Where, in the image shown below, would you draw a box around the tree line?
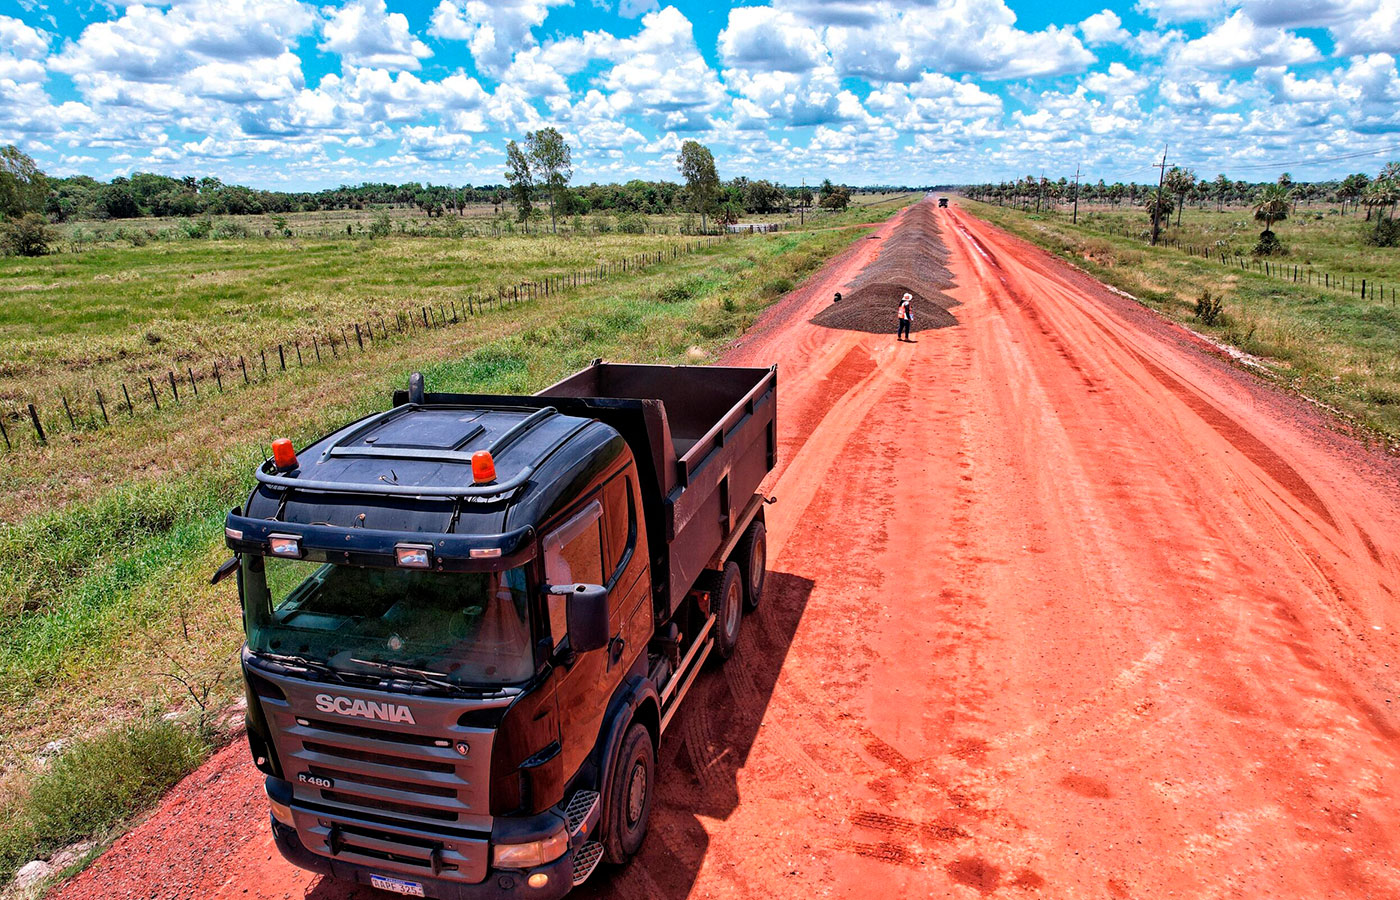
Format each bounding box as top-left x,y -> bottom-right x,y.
499,131 -> 854,233
963,161 -> 1400,252
0,140 -> 873,256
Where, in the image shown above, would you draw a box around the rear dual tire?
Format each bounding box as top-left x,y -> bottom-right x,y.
735,518 -> 767,611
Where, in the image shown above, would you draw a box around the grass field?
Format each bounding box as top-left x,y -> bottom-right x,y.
0,230 -> 719,418
1069,202 -> 1400,287
45,191 -> 915,243
0,193 -> 913,884
961,198 -> 1400,442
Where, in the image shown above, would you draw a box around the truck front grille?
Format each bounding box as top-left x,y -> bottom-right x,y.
279,715 -> 483,827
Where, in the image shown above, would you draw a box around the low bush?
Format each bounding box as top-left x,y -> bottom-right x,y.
1362,218 -> 1400,248
1252,230 -> 1286,256
211,221 -> 249,240
180,217 -> 213,239
1194,289 -> 1225,326
656,276 -> 705,304
615,212 -> 646,234
760,276 -> 794,297
0,213 -> 58,257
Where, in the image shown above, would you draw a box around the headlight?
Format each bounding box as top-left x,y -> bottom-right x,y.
268,797 -> 295,827
492,826 -> 568,868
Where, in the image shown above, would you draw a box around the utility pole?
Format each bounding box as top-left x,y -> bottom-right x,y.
1071,164 -> 1082,225
800,177 -> 805,226
1151,145 -> 1168,246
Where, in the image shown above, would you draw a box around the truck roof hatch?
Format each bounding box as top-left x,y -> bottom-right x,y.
256,404 -> 588,500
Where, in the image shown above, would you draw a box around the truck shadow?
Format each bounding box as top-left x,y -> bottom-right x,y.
302,571 -> 814,900
575,570 -> 815,899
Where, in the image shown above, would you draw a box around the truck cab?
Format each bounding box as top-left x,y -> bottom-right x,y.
222,362 -> 775,899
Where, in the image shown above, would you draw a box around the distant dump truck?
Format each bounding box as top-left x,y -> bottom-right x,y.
218,361 -> 775,899
938,197 -> 949,207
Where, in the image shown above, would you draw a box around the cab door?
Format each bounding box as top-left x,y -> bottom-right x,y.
542,498 -> 610,781
541,465 -> 649,782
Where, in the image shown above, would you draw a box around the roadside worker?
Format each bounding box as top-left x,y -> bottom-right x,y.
897,292 -> 913,342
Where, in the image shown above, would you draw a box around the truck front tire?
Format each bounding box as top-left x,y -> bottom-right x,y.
602,722 -> 655,865
736,518 -> 766,610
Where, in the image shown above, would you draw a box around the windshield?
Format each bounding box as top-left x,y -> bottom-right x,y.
242,555 -> 535,687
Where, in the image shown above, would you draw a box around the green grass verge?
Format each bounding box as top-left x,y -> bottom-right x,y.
0,716 -> 209,884
962,199 -> 1400,442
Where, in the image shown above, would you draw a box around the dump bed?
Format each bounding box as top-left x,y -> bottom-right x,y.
539,362 -> 776,616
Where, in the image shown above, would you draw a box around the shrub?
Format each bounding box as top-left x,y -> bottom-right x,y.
1252,229 -> 1286,256
368,211 -> 392,239
180,216 -> 212,239
761,276 -> 794,297
0,213 -> 58,257
1194,290 -> 1225,326
615,212 -> 646,234
1362,218 -> 1400,248
656,277 -> 704,304
211,221 -> 249,240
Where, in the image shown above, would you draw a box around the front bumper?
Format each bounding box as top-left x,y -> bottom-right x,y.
271,819 -> 579,900
265,776 -> 604,900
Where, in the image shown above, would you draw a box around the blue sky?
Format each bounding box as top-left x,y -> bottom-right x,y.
1,0 -> 1397,189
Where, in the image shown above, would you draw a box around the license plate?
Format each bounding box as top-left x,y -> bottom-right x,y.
369,875 -> 425,896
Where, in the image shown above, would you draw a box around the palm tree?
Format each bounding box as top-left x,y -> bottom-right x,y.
1253,183 -> 1290,233
1213,174 -> 1231,211
1143,188 -> 1174,239
1163,167 -> 1196,227
1363,179 -> 1398,235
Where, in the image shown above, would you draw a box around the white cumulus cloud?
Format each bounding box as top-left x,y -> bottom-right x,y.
320,0 -> 432,71
1174,11 -> 1320,70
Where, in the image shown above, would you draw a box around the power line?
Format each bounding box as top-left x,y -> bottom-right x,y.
1176,143 -> 1400,173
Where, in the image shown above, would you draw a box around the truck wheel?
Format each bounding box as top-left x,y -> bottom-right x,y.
602,722 -> 655,865
735,518 -> 767,610
706,561 -> 744,661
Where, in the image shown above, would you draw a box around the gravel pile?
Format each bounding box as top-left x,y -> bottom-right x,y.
811,200 -> 958,335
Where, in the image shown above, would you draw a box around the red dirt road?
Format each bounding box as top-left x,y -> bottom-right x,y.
55,200 -> 1400,899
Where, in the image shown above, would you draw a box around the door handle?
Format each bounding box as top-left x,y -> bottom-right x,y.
608,635 -> 625,665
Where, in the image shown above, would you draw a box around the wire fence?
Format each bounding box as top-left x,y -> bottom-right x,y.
0,236 -> 734,453
1076,218 -> 1398,306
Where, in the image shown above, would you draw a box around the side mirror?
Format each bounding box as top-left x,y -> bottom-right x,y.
549,584 -> 610,654
211,556 -> 239,586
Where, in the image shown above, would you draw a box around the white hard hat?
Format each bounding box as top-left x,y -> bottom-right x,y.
902,293 -> 912,301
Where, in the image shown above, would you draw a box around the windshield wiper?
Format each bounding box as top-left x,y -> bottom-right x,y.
255,651 -> 350,683
349,658 -> 457,690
